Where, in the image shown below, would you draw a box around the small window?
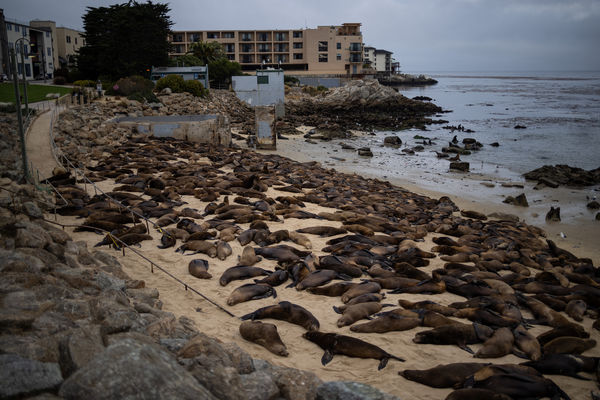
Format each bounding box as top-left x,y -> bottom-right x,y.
318,41 -> 328,52
336,53 -> 341,61
75,38 -> 78,45
22,28 -> 27,35
223,32 -> 235,39
293,31 -> 302,38
293,42 -> 302,49
257,75 -> 269,84
47,47 -> 51,56
15,25 -> 20,32
319,54 -> 328,63
66,36 -> 71,43
293,53 -> 303,60
206,32 -> 218,39
336,42 -> 341,50
7,23 -> 12,31
46,32 -> 50,37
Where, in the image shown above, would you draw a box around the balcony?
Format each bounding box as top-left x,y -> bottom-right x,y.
257,45 -> 271,53
349,43 -> 362,52
349,54 -> 362,63
240,45 -> 253,53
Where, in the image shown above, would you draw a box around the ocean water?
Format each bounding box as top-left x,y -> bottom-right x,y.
394,71 -> 600,175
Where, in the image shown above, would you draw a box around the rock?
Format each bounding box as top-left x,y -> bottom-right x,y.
383,136 -> 402,146
449,162 -> 469,172
587,200 -> 600,210
0,353 -> 63,398
523,164 -> 600,187
596,212 -> 600,221
185,361 -> 242,400
538,177 -> 559,188
15,221 -> 52,248
546,206 -> 561,222
462,138 -> 476,144
490,142 -> 500,147
160,88 -> 172,95
357,147 -> 373,157
0,249 -> 46,273
59,338 -> 215,399
504,193 -> 529,207
59,324 -> 105,377
254,359 -> 322,400
221,342 -> 255,374
23,201 -> 43,219
316,381 -> 400,400
487,212 -> 520,222
514,125 -> 527,129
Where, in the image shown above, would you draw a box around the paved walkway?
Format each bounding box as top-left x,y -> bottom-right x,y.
25,104 -> 60,181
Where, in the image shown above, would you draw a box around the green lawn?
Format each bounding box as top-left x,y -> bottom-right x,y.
0,82 -> 71,104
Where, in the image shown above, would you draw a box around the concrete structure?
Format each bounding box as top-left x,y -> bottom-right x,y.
112,115 -> 231,147
150,66 -> 209,89
363,46 -> 394,73
254,106 -> 276,149
29,20 -> 85,70
169,23 -> 363,75
232,69 -> 284,110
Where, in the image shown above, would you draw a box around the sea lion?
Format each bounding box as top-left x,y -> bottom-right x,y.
216,240 -> 233,261
421,310 -> 464,328
454,308 -> 519,329
316,260 -> 363,278
238,246 -> 262,266
296,226 -> 347,237
369,276 -> 420,290
350,314 -> 421,333
389,273 -> 446,295
93,223 -> 148,248
186,230 -> 217,241
241,301 -> 320,331
475,327 -> 514,358
296,270 -> 345,291
265,229 -> 289,245
111,233 -> 153,248
254,270 -> 288,287
467,371 -> 570,400
307,281 -> 357,297
219,266 -> 270,286
413,323 -> 494,354
157,232 -> 176,249
288,231 -> 312,249
176,240 -> 217,257
156,213 -> 179,227
536,325 -> 590,346
522,353 -> 598,380
543,336 -> 596,355
341,281 -> 381,303
565,299 -> 587,322
239,321 -> 288,357
302,331 -> 404,370
237,229 -> 257,246
227,283 -> 276,306
343,293 -> 385,307
188,259 -> 211,279
398,299 -> 458,317
254,246 -> 301,263
333,302 -> 383,327
400,362 -> 490,388
445,388 -> 512,400
513,324 -> 542,361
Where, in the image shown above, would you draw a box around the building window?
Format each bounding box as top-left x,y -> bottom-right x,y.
319,54 -> 328,62
349,42 -> 361,51
227,54 -> 235,61
75,38 -> 78,45
241,55 -> 253,63
274,44 -> 287,52
23,28 -> 27,35
7,23 -> 12,31
46,32 -> 50,37
318,41 -> 328,52
274,33 -> 286,41
336,42 -> 341,50
172,34 -> 183,42
241,44 -> 253,52
337,53 -> 342,61
15,25 -> 20,32
293,31 -> 302,38
241,33 -> 252,41
258,44 -> 270,52
23,45 -> 28,54
190,33 -> 201,42
47,47 -> 52,56
293,42 -> 302,49
66,35 -> 71,43
225,44 -> 235,53
8,42 -> 14,50
260,55 -> 270,63
257,33 -> 269,42
206,32 -> 218,39
293,53 -> 303,60
25,64 -> 31,77
276,55 -> 287,63
257,75 -> 269,84
223,32 -> 235,39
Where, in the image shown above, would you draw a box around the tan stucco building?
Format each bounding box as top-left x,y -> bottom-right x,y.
169,23 -> 363,75
29,20 -> 84,70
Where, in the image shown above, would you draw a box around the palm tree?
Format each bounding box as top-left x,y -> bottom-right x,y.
187,41 -> 225,65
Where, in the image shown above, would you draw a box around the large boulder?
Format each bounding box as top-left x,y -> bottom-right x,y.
316,381 -> 400,400
59,338 -> 215,399
0,353 -> 63,398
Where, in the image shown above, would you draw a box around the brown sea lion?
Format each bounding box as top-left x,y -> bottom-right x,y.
186,230 -> 217,241
216,240 -> 233,261
398,299 -> 458,317
341,281 -> 381,304
400,362 -> 490,388
237,229 -> 257,246
444,388 -> 512,400
307,281 -> 357,297
188,259 -> 211,279
513,324 -> 542,361
343,293 -> 386,307
239,321 -> 288,357
157,232 -> 176,249
421,310 -> 464,328
254,246 -> 301,263
238,246 -> 262,266
454,308 -> 519,329
475,327 -> 514,358
303,331 -> 404,370
350,314 -> 421,333
254,270 -> 288,287
468,371 -> 570,400
536,325 -> 590,346
413,323 -> 494,354
156,213 -> 179,227
543,336 -> 596,355
219,265 -> 270,286
565,299 -> 587,322
296,270 -> 343,291
296,226 -> 347,237
288,231 -> 312,249
521,353 -> 598,380
176,240 -> 217,257
369,276 -> 420,290
241,301 -> 320,331
334,302 -> 383,327
227,283 -> 276,306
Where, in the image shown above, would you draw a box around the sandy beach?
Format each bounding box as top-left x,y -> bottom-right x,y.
55,147 -> 600,400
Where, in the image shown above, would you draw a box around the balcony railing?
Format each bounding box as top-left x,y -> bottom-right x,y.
349,43 -> 362,52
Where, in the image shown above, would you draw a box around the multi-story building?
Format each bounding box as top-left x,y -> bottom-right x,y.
30,20 -> 85,70
363,46 -> 394,73
1,14 -> 53,80
169,23 -> 363,75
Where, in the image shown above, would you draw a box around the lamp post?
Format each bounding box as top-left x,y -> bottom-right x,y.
15,37 -> 31,116
9,48 -> 29,182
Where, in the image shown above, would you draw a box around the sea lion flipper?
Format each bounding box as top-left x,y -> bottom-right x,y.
570,373 -> 592,381
378,357 -> 389,370
332,306 -> 342,315
272,287 -> 277,299
321,350 -> 334,366
511,347 -> 529,360
458,343 -> 474,354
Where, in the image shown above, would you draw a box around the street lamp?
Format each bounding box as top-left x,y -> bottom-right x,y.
15,37 -> 32,117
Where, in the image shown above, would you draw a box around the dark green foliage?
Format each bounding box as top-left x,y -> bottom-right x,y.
53,76 -> 66,85
112,75 -> 156,102
284,75 -> 299,85
155,75 -> 185,92
73,80 -> 97,87
168,54 -> 203,67
188,41 -> 225,65
182,80 -> 207,97
208,58 -> 242,87
78,1 -> 172,80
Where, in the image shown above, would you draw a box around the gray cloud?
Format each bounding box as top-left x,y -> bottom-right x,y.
4,0 -> 599,71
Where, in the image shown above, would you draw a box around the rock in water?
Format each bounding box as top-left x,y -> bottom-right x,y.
546,206 -> 561,222
450,162 -> 470,172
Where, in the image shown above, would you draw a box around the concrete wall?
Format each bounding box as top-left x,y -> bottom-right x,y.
112,115 -> 231,147
255,106 -> 276,149
232,70 -> 284,112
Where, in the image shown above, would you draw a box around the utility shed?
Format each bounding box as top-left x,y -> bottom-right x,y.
150,66 -> 209,89
232,69 -> 285,116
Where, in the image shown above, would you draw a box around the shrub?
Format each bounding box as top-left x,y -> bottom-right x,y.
284,75 -> 299,85
183,79 -> 207,97
53,76 -> 66,85
113,75 -> 153,96
155,74 -> 185,93
73,80 -> 96,87
302,85 -> 329,96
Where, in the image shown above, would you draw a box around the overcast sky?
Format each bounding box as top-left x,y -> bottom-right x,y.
4,0 -> 600,72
